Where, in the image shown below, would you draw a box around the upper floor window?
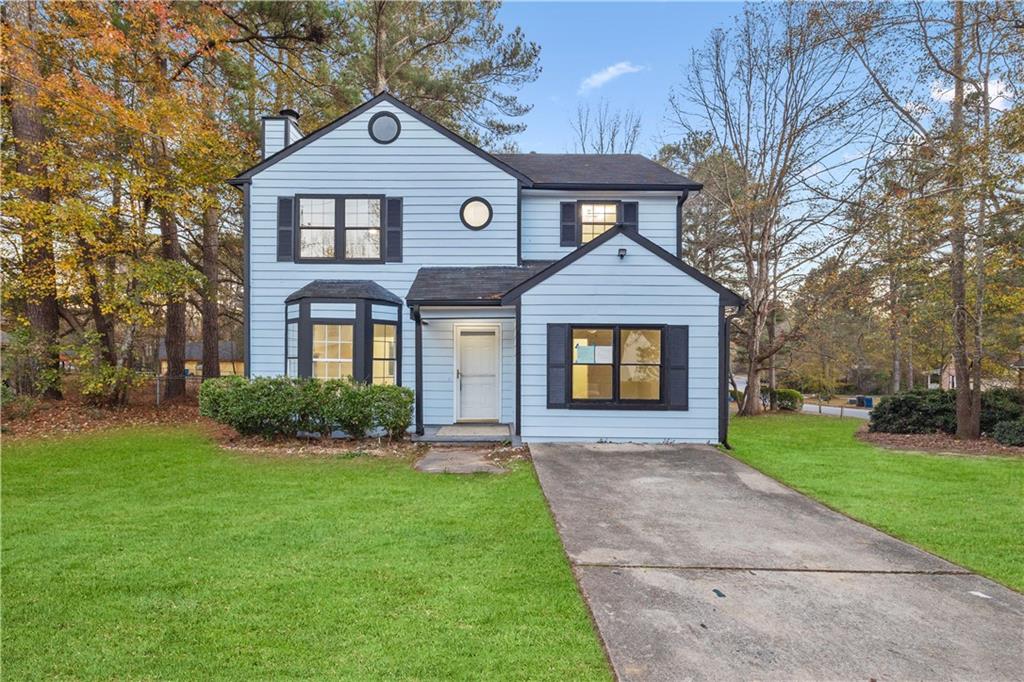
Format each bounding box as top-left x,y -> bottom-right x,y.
345,198 -> 382,260
580,202 -> 619,243
299,198 -> 336,259
460,197 -> 492,230
294,196 -> 383,263
368,111 -> 401,144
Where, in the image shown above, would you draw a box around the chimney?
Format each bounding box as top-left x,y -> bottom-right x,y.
261,109 -> 303,159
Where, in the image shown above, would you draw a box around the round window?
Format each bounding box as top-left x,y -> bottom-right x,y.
460,197 -> 493,230
368,112 -> 401,144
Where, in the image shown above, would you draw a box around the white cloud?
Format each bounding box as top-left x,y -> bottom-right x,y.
930,79 -> 1014,111
578,61 -> 644,94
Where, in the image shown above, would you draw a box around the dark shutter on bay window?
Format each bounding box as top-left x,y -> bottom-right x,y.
559,202 -> 577,247
277,197 -> 294,261
385,197 -> 403,262
621,201 -> 639,232
546,324 -> 569,408
666,325 -> 689,410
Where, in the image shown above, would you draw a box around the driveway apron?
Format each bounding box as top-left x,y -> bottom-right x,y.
530,443 -> 1024,681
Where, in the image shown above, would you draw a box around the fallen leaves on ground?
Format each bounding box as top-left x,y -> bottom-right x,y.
857,427 -> 1023,458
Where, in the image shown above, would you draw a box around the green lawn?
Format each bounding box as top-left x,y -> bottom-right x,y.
729,414 -> 1024,591
2,429 -> 609,680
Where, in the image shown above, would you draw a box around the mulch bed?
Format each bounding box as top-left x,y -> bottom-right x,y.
2,400 -> 207,441
856,426 -> 1023,458
3,399 -> 531,465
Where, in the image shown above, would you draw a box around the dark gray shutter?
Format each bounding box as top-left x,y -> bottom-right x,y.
559,202 -> 577,247
546,324 -> 569,408
277,197 -> 294,261
621,201 -> 639,232
385,197 -> 403,262
666,325 -> 689,410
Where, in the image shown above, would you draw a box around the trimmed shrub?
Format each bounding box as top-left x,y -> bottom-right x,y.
772,388 -> 803,411
992,419 -> 1024,447
869,390 -> 956,434
372,384 -> 415,440
980,388 -> 1024,433
326,381 -> 375,439
198,376 -> 247,423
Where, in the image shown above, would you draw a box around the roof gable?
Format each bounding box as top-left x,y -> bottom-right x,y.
230,92 -> 530,183
501,225 -> 744,306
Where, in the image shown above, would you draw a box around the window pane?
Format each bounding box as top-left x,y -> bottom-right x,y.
373,360 -> 396,385
286,322 -> 298,358
620,329 -> 661,365
572,365 -> 613,400
299,198 -> 334,227
314,359 -> 353,380
580,202 -> 618,243
573,328 -> 613,364
286,358 -> 298,377
462,200 -> 491,228
620,365 -> 660,400
345,198 -> 381,227
313,324 -> 353,361
373,323 -> 396,359
345,229 -> 380,259
300,228 -> 334,258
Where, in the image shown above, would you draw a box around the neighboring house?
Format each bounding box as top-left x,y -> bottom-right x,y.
928,358 -> 1016,391
159,340 -> 244,377
227,93 -> 744,443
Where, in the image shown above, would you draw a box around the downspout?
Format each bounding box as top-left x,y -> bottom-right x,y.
720,303 -> 745,449
411,305 -> 424,435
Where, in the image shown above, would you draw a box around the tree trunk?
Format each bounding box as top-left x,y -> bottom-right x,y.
767,309 -> 777,410
372,1 -> 388,93
949,0 -> 979,439
201,201 -> 221,380
160,207 -> 187,399
5,0 -> 61,399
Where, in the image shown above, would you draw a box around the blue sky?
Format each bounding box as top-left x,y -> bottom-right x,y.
496,2 -> 741,155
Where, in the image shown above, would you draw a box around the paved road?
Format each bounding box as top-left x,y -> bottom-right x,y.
531,443 -> 1024,681
801,403 -> 871,419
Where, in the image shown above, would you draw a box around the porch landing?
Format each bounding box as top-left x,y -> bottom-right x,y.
414,423 -> 519,445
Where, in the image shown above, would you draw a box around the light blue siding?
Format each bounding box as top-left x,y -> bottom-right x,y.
246,100 -> 520,417
262,119 -> 286,158
520,190 -> 679,261
371,305 -> 399,321
519,232 -> 720,443
419,308 -> 515,425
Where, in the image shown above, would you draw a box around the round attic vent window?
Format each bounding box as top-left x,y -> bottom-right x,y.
368,111 -> 400,144
460,197 -> 493,230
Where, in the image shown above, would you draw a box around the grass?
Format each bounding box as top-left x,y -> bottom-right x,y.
2,429 -> 609,680
728,413 -> 1024,591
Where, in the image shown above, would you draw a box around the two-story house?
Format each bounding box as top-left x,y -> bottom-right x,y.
228,93 -> 744,444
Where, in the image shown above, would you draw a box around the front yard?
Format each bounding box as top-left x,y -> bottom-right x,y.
1,428 -> 609,680
729,414 -> 1024,591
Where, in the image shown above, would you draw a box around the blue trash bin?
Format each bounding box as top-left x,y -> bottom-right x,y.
863,397 -> 873,409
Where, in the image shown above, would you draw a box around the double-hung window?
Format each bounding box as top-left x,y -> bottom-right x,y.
294,196 -> 383,262
571,326 -> 663,405
298,198 -> 336,259
344,198 -> 382,260
372,323 -> 397,385
579,202 -> 619,243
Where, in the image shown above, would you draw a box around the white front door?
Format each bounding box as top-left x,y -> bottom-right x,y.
455,326 -> 500,422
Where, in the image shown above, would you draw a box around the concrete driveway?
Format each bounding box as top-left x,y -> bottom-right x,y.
531,443 -> 1024,681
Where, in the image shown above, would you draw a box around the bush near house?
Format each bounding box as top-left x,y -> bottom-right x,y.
869,388 -> 1024,435
199,377 -> 414,440
992,419 -> 1024,447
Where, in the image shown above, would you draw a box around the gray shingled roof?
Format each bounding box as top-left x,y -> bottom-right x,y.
285,280 -> 402,304
407,263 -> 553,304
496,153 -> 701,189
